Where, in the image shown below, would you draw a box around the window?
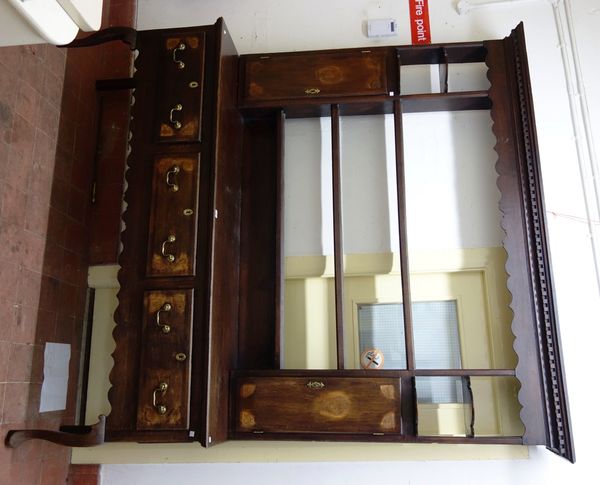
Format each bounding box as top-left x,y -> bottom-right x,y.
358,301 -> 463,402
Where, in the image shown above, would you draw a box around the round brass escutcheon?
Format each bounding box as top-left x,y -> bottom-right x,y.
304,87 -> 321,95
189,81 -> 199,88
158,404 -> 167,415
183,208 -> 194,216
175,352 -> 187,362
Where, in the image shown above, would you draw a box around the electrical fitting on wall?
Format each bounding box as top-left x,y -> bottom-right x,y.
367,18 -> 398,37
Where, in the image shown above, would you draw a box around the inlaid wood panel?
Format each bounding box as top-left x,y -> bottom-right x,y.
242,50 -> 388,103
235,376 -> 401,434
155,33 -> 205,142
146,155 -> 200,277
137,290 -> 193,430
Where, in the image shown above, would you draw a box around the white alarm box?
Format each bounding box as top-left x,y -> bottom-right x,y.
367,18 -> 398,38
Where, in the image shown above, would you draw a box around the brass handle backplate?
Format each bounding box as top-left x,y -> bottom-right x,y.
152,382 -> 168,414
161,234 -> 176,263
169,104 -> 183,129
156,302 -> 172,334
304,88 -> 321,95
306,381 -> 325,390
172,43 -> 186,69
166,165 -> 180,192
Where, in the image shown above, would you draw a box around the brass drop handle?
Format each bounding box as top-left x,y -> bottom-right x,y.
153,382 -> 168,415
156,302 -> 172,334
161,234 -> 176,263
304,88 -> 321,95
306,381 -> 325,390
166,165 -> 180,192
172,43 -> 186,69
169,104 -> 183,129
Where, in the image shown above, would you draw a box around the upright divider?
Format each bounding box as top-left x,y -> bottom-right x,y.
393,100 -> 415,371
394,98 -> 417,436
331,104 -> 345,369
275,109 -> 285,368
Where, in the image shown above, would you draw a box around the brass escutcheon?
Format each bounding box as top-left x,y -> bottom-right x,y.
189,81 -> 199,88
175,352 -> 187,362
183,208 -> 194,216
306,381 -> 325,390
304,88 -> 321,95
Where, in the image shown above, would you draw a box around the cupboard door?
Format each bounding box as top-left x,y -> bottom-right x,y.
155,33 -> 205,142
147,155 -> 200,277
242,50 -> 388,103
137,290 -> 193,430
235,376 -> 401,434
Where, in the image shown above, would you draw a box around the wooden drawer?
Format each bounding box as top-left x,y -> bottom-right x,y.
146,155 -> 200,277
242,50 -> 388,103
137,290 -> 193,430
235,376 -> 401,435
154,33 -> 205,142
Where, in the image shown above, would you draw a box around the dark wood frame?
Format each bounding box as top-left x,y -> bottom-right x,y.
487,26 -> 573,460
6,21 -> 573,463
233,23 -> 573,461
107,19 -> 244,446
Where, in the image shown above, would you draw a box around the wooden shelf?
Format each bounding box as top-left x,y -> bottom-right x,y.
240,91 -> 491,118
396,42 -> 486,64
230,431 -> 523,445
233,368 -> 516,378
400,90 -> 491,113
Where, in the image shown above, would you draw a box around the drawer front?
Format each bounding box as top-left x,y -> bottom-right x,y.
235,376 -> 401,434
137,290 -> 193,430
147,155 -> 200,277
155,33 -> 205,142
243,50 -> 388,103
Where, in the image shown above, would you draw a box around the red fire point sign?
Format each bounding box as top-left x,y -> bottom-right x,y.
409,0 -> 431,44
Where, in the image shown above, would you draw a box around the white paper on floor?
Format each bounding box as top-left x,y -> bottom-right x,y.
39,342 -> 71,412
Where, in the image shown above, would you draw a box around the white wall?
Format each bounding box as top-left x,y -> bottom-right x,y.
94,1 -> 600,483
403,110 -> 503,251
285,109 -> 503,256
100,449 -> 580,485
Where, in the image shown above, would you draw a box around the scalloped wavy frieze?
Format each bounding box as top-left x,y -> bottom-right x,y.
486,24 -> 573,462
108,42 -> 141,431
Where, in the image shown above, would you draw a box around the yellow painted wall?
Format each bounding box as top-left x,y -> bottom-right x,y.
73,440 -> 526,464
74,255 -> 526,464
283,248 -> 523,437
